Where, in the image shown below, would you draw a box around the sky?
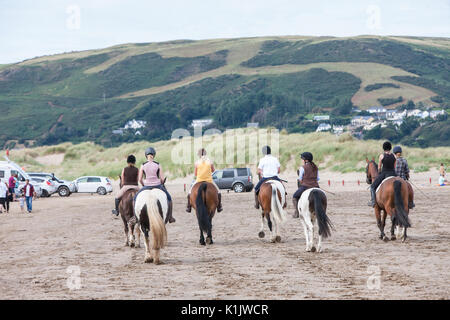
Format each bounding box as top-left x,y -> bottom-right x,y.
1,0 -> 449,64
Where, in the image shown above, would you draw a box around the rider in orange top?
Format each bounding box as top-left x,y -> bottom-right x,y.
186,148 -> 223,213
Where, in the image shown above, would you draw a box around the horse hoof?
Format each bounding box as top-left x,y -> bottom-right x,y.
391,236 -> 396,241
125,242 -> 129,247
271,238 -> 276,243
135,244 -> 141,248
130,243 -> 135,248
275,236 -> 281,243
144,257 -> 153,263
317,247 -> 323,253
383,236 -> 389,242
401,237 -> 407,243
311,246 -> 316,252
206,237 -> 213,245
154,260 -> 161,265
258,231 -> 265,238
199,240 -> 206,246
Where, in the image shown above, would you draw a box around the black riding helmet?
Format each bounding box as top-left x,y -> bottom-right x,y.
393,146 -> 402,154
262,145 -> 271,155
383,141 -> 392,151
301,152 -> 313,162
145,147 -> 156,157
127,154 -> 136,164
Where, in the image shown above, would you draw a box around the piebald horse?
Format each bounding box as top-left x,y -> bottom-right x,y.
366,158 -> 412,242
257,180 -> 287,243
297,188 -> 333,252
189,182 -> 219,245
134,189 -> 168,264
118,176 -> 139,247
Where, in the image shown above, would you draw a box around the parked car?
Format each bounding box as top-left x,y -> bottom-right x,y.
28,172 -> 77,197
73,176 -> 113,195
212,168 -> 253,193
29,177 -> 58,197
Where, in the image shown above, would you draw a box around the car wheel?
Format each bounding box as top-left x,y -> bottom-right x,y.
41,190 -> 49,198
97,187 -> 107,195
233,183 -> 244,193
58,186 -> 70,197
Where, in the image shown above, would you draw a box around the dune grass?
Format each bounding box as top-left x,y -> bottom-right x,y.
9,131 -> 450,181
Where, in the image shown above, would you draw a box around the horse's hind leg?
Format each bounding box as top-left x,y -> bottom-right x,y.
199,228 -> 205,246
301,219 -> 310,252
381,209 -> 389,242
310,219 -> 316,252
258,213 -> 265,238
401,227 -> 407,242
206,216 -> 213,245
153,249 -> 161,265
135,223 -> 141,248
123,222 -> 129,246
390,216 -> 397,241
141,225 -> 153,263
128,222 -> 136,247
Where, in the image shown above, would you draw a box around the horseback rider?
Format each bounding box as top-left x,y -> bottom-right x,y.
112,154 -> 139,216
136,147 -> 175,223
254,145 -> 281,209
393,145 -> 415,209
368,141 -> 397,207
186,148 -> 223,213
292,152 -> 320,218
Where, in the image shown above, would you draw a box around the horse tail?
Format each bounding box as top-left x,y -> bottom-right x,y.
196,183 -> 211,233
311,189 -> 333,238
271,183 -> 287,225
393,180 -> 411,228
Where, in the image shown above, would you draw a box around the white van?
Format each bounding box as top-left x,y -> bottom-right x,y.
0,157 -> 42,197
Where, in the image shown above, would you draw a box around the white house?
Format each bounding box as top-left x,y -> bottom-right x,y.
430,110 -> 445,119
313,115 -> 330,121
332,125 -> 344,135
316,123 -> 331,132
191,119 -> 214,128
124,119 -> 147,130
112,129 -> 124,135
247,122 -> 259,128
351,116 -> 375,127
368,106 -> 387,114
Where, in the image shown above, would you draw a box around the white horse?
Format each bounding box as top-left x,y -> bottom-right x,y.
257,180 -> 288,243
297,188 -> 333,252
134,189 -> 168,264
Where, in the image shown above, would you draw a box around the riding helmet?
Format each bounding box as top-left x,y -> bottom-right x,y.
127,154 -> 136,164
301,152 -> 313,162
145,147 -> 156,157
262,145 -> 271,155
393,146 -> 402,154
382,141 -> 392,151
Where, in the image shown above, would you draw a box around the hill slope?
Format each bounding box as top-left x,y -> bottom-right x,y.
1,35 -> 449,148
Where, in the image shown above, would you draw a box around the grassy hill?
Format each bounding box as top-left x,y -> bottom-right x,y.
9,131 -> 450,181
1,35 -> 449,149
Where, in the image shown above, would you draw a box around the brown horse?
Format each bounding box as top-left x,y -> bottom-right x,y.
257,180 -> 287,243
366,159 -> 412,242
118,176 -> 140,247
189,182 -> 218,245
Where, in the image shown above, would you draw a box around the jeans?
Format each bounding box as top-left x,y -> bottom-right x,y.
25,196 -> 33,212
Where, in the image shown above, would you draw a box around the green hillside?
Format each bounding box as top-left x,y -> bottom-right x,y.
1,35 -> 449,149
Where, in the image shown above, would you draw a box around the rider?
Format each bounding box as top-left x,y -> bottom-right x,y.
368,141 -> 397,207
136,147 -> 175,223
254,145 -> 281,209
186,148 -> 223,213
393,145 -> 415,209
292,152 -> 320,218
112,155 -> 139,216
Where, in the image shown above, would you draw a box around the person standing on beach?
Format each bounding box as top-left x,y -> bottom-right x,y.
0,180 -> 9,213
8,174 -> 17,202
21,179 -> 36,213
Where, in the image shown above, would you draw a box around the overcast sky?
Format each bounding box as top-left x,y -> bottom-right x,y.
1,0 -> 449,64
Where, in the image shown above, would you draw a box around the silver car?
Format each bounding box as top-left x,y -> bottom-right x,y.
28,172 -> 77,197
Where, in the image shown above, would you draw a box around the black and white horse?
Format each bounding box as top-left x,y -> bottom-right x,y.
134,189 -> 168,264
297,188 -> 333,252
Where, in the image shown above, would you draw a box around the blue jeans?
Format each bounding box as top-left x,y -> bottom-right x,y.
134,185 -> 172,202
25,196 -> 33,212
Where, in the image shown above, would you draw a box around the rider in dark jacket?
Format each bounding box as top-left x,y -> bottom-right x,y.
368,141 -> 397,207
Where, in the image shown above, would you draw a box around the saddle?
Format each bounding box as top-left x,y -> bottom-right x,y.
376,176 -> 396,193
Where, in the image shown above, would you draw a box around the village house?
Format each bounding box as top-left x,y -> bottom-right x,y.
332,125 -> 344,135
313,115 -> 330,121
430,109 -> 445,119
191,119 -> 214,128
316,123 -> 332,132
351,116 -> 375,127
124,119 -> 147,130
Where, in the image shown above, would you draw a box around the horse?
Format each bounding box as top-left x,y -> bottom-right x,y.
257,180 -> 288,243
134,188 -> 168,264
118,176 -> 140,247
189,182 -> 218,245
297,188 -> 333,252
366,158 -> 412,242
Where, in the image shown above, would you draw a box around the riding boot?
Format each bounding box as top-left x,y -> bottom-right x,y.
167,201 -> 175,223
111,198 -> 120,216
368,188 -> 376,207
186,194 -> 192,213
292,198 -> 300,218
254,192 -> 260,209
408,201 -> 415,209
217,193 -> 223,212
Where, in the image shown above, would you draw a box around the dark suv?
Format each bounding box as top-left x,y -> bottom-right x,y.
212,168 -> 253,193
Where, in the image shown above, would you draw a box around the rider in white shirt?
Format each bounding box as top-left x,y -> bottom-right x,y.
254,145 -> 281,209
